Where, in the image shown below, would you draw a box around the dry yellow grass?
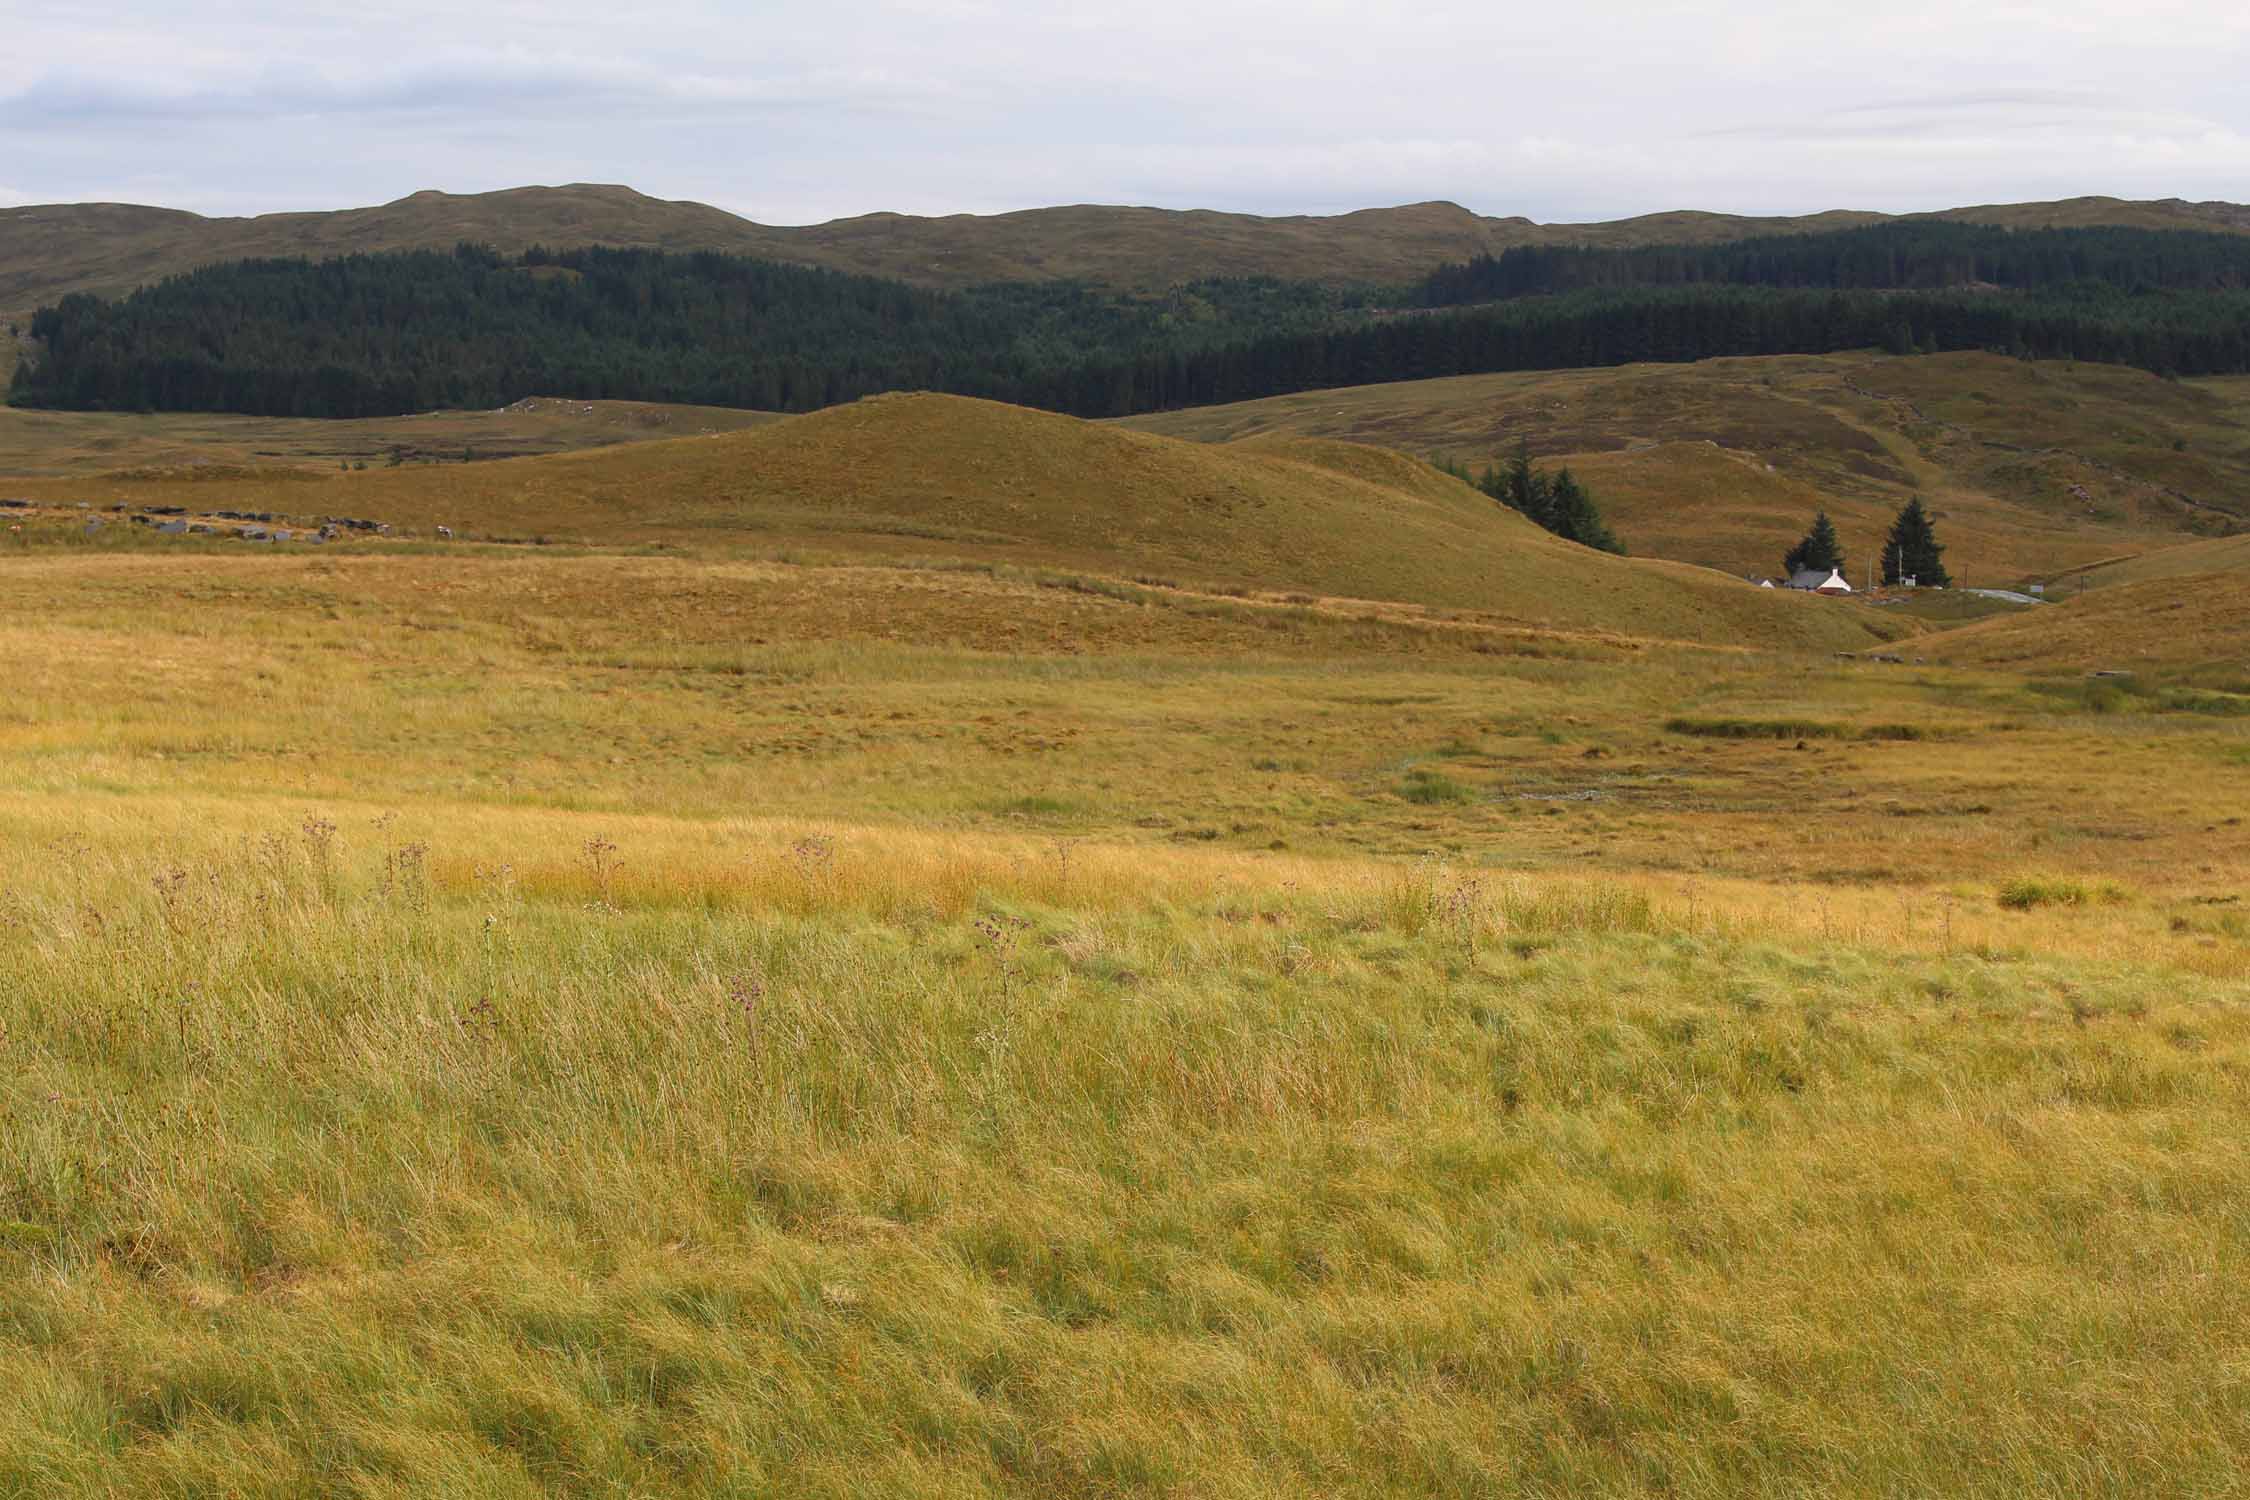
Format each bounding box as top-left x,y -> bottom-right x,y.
0,395 -> 780,480
3,528 -> 2248,1495
1915,571 -> 2250,683
1123,351 -> 2250,585
2,393 -> 1901,651
2059,531 -> 2250,592
4,390 -> 2250,1495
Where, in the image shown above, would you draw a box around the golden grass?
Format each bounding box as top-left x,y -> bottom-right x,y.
0,395 -> 780,481
4,500 -> 2249,1494
5,789 -> 2248,1495
1915,571 -> 2250,683
1122,351 -> 2250,586
2061,532 -> 2250,592
1,393 -> 1899,651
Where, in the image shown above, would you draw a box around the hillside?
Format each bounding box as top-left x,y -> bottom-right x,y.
1912,572 -> 2250,682
3,391 -> 1894,651
0,395 -> 781,480
2057,532 -> 2250,591
1121,352 -> 2250,584
5,183 -> 2247,318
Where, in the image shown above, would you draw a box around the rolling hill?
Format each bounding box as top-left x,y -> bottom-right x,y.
1121,351 -> 2250,585
1912,572 -> 2250,682
4,391 -> 1897,651
5,183 -> 2248,319
2052,531 -> 2250,592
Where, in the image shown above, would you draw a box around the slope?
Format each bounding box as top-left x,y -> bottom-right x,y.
11,392 -> 1894,651
0,396 -> 782,480
2050,532 -> 2250,592
5,183 -> 2247,314
1121,352 -> 2250,584
1912,573 -> 2250,682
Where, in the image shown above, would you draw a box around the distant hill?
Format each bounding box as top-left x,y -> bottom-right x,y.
6,391 -> 1895,651
5,182 -> 2248,317
1120,352 -> 2250,585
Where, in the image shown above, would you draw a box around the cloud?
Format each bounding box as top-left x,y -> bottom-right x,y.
0,0 -> 2244,223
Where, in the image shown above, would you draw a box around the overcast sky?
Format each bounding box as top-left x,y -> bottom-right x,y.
4,0 -> 2246,225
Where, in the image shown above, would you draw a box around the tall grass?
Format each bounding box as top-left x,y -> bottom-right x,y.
3,820 -> 2247,1494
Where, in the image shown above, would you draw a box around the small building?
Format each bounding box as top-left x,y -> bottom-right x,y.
1786,567 -> 1853,594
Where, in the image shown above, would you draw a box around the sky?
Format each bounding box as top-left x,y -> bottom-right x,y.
4,0 -> 2247,225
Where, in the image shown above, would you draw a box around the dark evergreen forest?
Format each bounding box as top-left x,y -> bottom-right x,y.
14,225 -> 2250,421
1413,222 -> 2250,304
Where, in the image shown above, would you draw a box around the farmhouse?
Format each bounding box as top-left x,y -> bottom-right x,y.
1787,567 -> 1853,595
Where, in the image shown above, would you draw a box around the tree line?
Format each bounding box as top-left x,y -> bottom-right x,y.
14,240 -> 2250,422
1415,221 -> 2250,306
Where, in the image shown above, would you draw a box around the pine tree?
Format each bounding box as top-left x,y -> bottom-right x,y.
1545,468 -> 1625,553
1784,511 -> 1846,578
1882,496 -> 1950,586
1501,438 -> 1553,529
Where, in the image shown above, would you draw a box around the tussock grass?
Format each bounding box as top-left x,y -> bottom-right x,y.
1997,874 -> 2133,911
1394,767 -> 1477,804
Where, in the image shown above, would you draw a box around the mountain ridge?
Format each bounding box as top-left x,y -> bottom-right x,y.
6,183 -> 2248,317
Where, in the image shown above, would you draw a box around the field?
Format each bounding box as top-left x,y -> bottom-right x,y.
4,390 -> 2250,1495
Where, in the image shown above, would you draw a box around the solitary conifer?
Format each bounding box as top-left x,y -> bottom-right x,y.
1882,496 -> 1951,586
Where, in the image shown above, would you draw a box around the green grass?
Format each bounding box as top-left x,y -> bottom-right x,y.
1997,874 -> 2133,910
1396,767 -> 1477,804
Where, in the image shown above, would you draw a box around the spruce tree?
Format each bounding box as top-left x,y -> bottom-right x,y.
1784,512 -> 1845,578
1501,438 -> 1553,530
1882,496 -> 1950,586
1546,468 -> 1625,554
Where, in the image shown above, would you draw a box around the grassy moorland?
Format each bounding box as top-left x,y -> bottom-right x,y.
1125,351 -> 2250,585
2,404 -> 2248,1495
0,396 -> 780,481
0,394 -> 1896,652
